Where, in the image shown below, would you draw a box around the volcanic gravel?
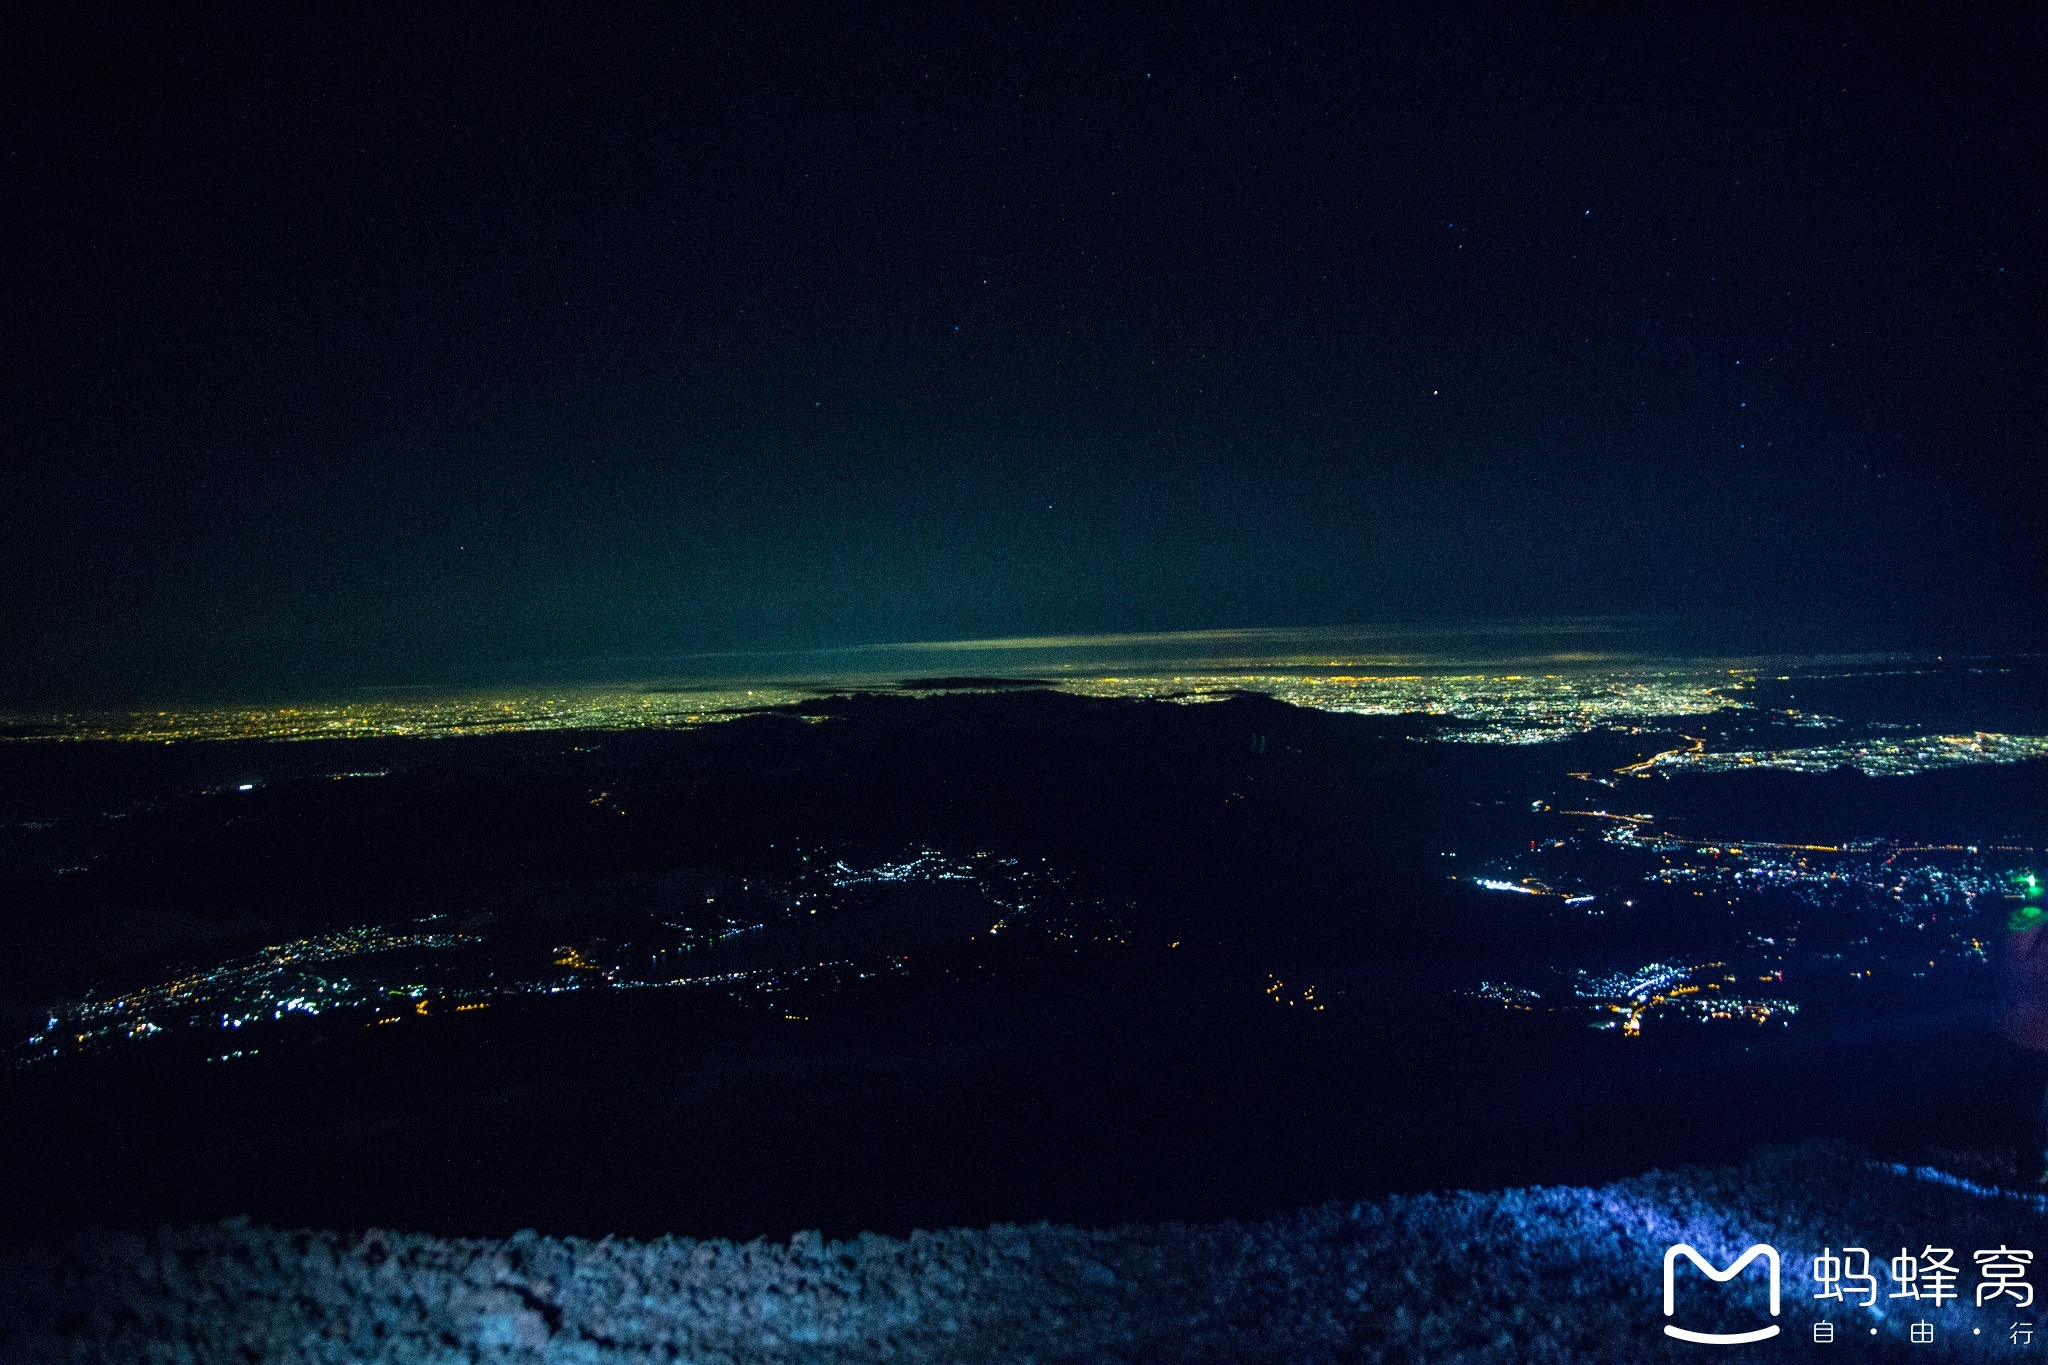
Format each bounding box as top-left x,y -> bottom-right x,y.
6,1144 -> 2044,1363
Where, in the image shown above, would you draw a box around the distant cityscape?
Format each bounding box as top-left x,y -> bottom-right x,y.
7,665 -> 2043,782
0,689 -> 816,743
1064,668 -> 1746,739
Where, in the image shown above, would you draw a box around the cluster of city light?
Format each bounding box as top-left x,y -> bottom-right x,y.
22,921 -> 479,1063
15,846 -> 1123,1066
825,849 -> 978,885
1264,974 -> 1327,1010
1574,962 -> 1692,1000
3,688 -> 815,743
1466,982 -> 1542,1010
1651,844 -> 2018,915
1463,960 -> 1797,1034
1578,962 -> 1798,1034
1641,731 -> 2048,777
1465,810 -> 2044,1029
1,669 -> 1761,746
1061,670 -> 1746,740
1573,811 -> 2035,927
1470,875 -> 1599,909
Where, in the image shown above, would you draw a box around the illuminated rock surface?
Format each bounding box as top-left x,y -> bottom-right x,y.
6,1144 -> 2044,1362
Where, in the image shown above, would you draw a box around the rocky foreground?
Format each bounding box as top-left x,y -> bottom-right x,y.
5,1144 -> 2044,1363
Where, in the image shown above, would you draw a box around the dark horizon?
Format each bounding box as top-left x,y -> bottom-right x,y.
5,6 -> 2042,707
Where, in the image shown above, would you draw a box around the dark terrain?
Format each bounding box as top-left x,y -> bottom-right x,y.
0,690 -> 2036,1242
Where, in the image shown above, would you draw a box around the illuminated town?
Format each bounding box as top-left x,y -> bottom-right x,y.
1460,800 -> 2038,1034
14,847 -> 1124,1067
1468,960 -> 1798,1034
1063,668 -> 1749,739
1639,730 -> 2048,776
22,921 -> 484,1064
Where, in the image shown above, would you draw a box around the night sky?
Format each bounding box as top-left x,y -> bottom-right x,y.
4,7 -> 2042,705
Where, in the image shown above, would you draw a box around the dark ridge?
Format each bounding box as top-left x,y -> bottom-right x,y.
896,677 -> 1055,690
